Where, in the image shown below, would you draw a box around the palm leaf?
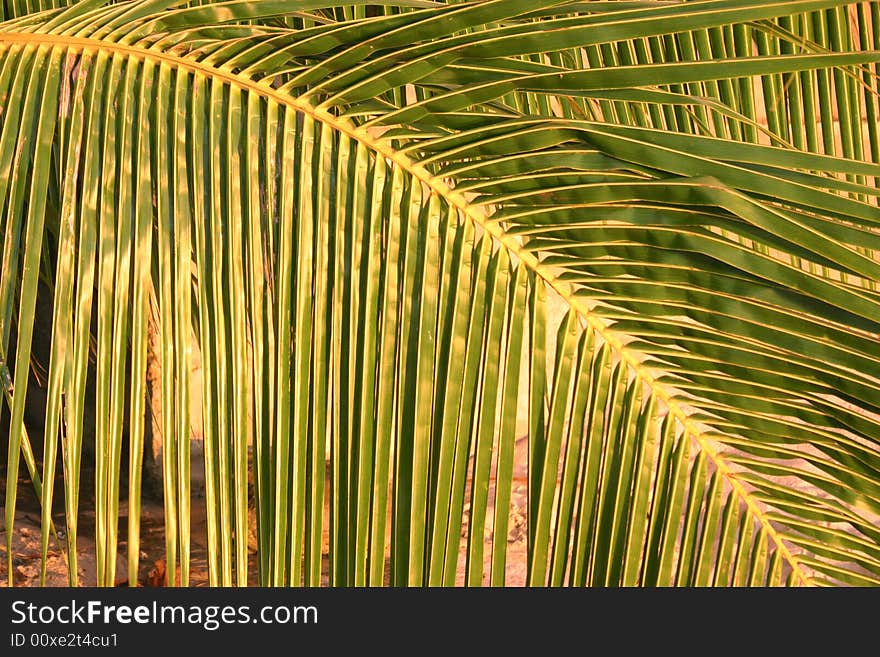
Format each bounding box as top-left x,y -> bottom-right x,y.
2,0 -> 880,587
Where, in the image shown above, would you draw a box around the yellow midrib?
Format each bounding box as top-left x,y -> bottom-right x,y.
0,31 -> 811,586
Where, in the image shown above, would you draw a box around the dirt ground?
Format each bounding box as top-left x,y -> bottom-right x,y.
0,462 -> 208,587
0,437 -> 531,587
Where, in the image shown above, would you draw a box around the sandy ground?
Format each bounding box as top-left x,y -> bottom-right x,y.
0,436 -> 531,588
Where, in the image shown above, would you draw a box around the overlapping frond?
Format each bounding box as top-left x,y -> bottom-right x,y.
1,0 -> 879,587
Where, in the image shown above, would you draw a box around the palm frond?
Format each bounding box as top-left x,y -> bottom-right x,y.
2,0 -> 880,587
